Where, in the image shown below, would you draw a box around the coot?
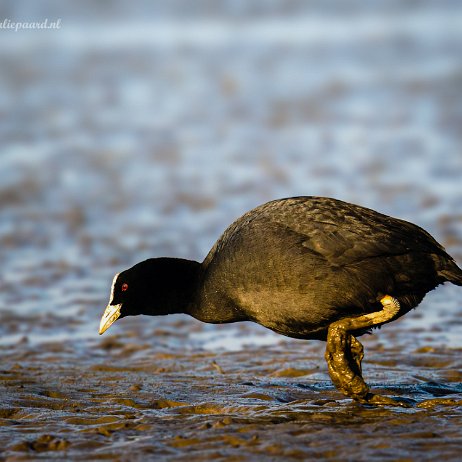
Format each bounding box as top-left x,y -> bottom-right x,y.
99,196 -> 462,405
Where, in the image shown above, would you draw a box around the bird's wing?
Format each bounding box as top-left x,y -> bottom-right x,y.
255,197 -> 448,266
203,197 -> 448,269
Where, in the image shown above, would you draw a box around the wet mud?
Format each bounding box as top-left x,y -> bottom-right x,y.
1,316 -> 462,461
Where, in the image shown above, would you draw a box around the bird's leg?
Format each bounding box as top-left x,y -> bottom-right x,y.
349,334 -> 364,374
325,327 -> 369,401
325,295 -> 406,406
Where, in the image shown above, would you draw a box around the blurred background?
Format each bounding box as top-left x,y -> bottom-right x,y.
1,0 -> 461,348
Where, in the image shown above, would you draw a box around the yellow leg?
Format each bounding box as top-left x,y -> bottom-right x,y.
325,295 -> 408,406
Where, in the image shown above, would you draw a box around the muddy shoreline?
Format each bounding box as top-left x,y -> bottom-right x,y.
1,318 -> 462,461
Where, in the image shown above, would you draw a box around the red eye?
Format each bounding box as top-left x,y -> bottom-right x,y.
121,283 -> 128,292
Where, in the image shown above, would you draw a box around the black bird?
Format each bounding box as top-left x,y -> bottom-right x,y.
99,196 -> 462,405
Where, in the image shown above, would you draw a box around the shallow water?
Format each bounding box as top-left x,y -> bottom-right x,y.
1,1 -> 462,460
1,322 -> 462,460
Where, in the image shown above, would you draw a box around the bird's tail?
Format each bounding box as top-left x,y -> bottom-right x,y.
438,258 -> 462,286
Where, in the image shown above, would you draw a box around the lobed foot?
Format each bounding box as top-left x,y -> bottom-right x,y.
363,393 -> 411,408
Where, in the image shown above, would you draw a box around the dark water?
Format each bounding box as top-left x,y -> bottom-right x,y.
1,1 -> 462,460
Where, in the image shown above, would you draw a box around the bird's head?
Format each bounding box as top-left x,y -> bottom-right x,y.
99,258 -> 201,335
99,267 -> 141,335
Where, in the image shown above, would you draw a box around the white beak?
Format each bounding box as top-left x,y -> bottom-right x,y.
99,304 -> 122,335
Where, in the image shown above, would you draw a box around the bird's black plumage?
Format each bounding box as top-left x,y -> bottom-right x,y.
100,196 -> 462,405
193,196 -> 461,338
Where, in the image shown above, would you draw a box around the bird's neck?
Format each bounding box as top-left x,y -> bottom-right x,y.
141,258 -> 203,316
